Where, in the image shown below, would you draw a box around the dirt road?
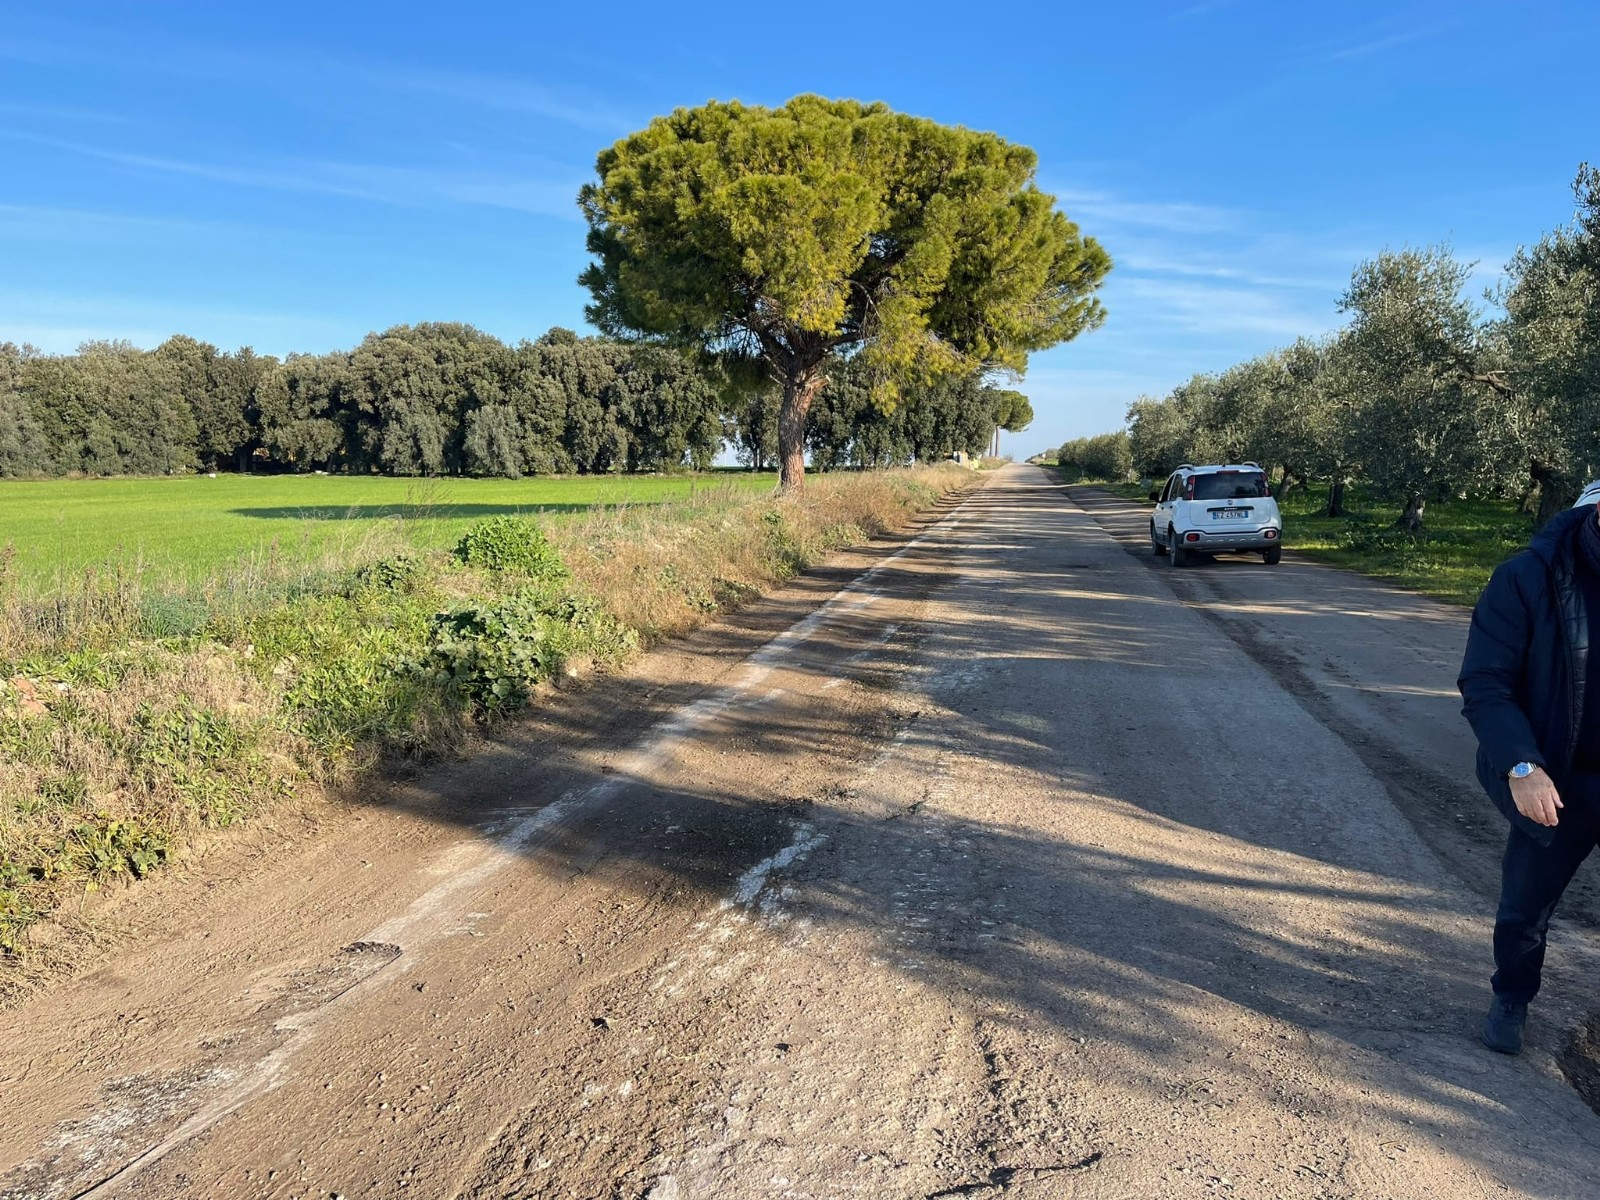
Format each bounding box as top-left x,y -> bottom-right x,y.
6,465 -> 1600,1199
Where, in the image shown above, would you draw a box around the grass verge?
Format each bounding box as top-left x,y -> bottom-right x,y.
0,467 -> 972,981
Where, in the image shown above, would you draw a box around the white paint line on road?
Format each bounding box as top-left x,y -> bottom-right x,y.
727,823 -> 827,908
66,489 -> 980,1199
649,820 -> 828,998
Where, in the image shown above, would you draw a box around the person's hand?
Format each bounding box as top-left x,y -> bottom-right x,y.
1511,767 -> 1563,827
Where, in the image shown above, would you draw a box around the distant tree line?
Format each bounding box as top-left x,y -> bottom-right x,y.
1054,431 -> 1133,482
726,355 -> 1034,471
0,322 -> 1032,480
1082,165 -> 1600,531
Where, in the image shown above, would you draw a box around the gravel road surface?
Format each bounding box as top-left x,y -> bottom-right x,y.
5,465 -> 1600,1200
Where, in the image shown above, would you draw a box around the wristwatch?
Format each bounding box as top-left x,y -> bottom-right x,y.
1509,762 -> 1539,780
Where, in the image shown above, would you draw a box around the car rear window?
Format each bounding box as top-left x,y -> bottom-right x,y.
1189,471 -> 1267,500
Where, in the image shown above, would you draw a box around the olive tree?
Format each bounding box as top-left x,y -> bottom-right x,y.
578,95 -> 1110,490
1490,166 -> 1600,525
1126,393 -> 1195,479
1337,246 -> 1495,531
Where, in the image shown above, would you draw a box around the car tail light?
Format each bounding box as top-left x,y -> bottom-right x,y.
1264,529 -> 1278,539
1184,532 -> 1201,543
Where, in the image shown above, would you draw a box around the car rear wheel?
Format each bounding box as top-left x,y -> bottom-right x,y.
1169,530 -> 1189,568
1263,546 -> 1282,565
1151,524 -> 1167,555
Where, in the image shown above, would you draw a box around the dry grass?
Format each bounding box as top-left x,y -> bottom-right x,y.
0,465 -> 973,977
555,469 -> 962,641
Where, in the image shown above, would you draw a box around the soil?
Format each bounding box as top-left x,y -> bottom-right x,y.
4,468 -> 1600,1200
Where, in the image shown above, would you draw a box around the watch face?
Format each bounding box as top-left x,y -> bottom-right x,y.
1512,763 -> 1535,778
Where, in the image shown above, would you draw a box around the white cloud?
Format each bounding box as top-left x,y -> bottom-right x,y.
0,203 -> 236,237
1052,187 -> 1243,235
1113,277 -> 1328,339
0,32 -> 627,135
1168,0 -> 1243,18
0,289 -> 349,355
0,131 -> 586,219
0,99 -> 133,124
1004,183 -> 1371,449
1324,27 -> 1437,62
347,64 -> 631,135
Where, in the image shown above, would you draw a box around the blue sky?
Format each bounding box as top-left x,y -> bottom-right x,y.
2,0 -> 1597,454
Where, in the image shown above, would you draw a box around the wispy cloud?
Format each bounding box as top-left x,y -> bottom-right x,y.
1112,241 -> 1334,291
1114,277 -> 1328,339
0,99 -> 133,125
348,65 -> 632,135
1324,27 -> 1436,61
0,203 -> 254,249
0,131 -> 586,219
0,31 -> 627,136
1009,182 -> 1366,444
1168,0 -> 1244,20
1053,187 -> 1243,235
0,288 -> 352,355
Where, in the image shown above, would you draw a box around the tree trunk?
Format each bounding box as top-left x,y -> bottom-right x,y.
1531,460 -> 1577,530
776,370 -> 822,493
1324,479 -> 1346,518
1273,465 -> 1296,501
1396,492 -> 1426,533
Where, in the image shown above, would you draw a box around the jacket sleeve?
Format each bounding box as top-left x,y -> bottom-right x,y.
1459,558 -> 1545,778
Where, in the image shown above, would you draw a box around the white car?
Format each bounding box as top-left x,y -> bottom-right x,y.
1150,463 -> 1283,566
1576,481 -> 1600,507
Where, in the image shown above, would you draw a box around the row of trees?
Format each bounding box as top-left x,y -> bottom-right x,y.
1053,431 -> 1133,482
1107,166 -> 1600,531
0,325 -> 724,479
729,357 -> 1033,471
0,322 -> 1032,480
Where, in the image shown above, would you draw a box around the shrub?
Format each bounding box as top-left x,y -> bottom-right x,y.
454,516 -> 569,580
352,554 -> 426,594
417,590 -> 637,713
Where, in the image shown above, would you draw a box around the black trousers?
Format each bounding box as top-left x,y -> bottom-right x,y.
1493,778 -> 1600,1003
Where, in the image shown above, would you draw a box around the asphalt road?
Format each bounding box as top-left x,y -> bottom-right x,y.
5,465 -> 1600,1199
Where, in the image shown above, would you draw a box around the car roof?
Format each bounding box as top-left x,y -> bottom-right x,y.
1576,481 -> 1600,506
1178,463 -> 1263,474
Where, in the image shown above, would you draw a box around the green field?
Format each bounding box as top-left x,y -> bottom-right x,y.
0,472 -> 777,588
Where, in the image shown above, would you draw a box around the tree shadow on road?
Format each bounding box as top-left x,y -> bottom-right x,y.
346,474 -> 1600,1194
13,475 -> 1594,1198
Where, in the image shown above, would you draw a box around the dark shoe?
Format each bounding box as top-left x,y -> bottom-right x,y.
1482,996 -> 1528,1055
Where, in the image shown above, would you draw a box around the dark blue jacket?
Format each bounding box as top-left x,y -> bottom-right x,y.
1458,505 -> 1592,846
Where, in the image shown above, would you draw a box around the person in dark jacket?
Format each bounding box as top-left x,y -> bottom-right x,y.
1459,501 -> 1600,1054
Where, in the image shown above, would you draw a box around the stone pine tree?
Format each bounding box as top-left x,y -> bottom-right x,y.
987,388 -> 1034,457
578,95 -> 1111,491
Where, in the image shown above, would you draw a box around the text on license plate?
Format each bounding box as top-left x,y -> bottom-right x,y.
1211,509 -> 1250,520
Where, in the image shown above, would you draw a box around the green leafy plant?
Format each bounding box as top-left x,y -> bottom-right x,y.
454,516 -> 569,580
352,553 -> 426,593
417,590 -> 636,713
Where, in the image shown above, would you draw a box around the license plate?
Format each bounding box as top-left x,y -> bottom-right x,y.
1211,509 -> 1250,520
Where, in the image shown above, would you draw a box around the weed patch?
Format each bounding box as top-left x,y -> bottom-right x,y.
0,467 -> 971,978
454,516 -> 570,580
